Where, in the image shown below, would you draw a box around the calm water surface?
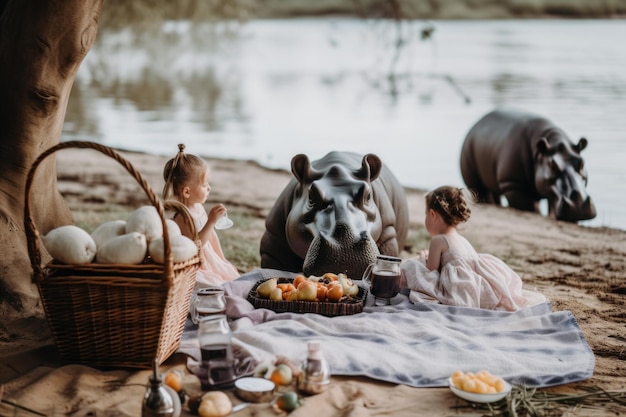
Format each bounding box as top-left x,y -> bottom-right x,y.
63,18 -> 626,231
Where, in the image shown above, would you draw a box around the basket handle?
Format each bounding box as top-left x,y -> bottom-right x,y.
24,140 -> 174,285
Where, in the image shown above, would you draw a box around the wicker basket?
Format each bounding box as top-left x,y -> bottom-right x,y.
248,277 -> 367,317
24,141 -> 201,369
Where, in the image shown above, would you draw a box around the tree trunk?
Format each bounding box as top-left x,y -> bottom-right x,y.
0,0 -> 103,325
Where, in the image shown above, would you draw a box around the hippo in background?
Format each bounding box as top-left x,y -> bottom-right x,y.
260,151 -> 409,279
460,108 -> 596,222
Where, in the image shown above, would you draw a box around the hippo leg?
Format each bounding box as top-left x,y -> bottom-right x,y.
377,225 -> 401,256
502,189 -> 536,212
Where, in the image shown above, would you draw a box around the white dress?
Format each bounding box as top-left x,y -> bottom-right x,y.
401,233 -> 527,311
190,208 -> 239,289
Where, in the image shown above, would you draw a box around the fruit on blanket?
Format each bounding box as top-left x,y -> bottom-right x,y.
197,391 -> 232,417
275,356 -> 302,379
451,370 -> 506,394
270,363 -> 293,385
164,370 -> 184,392
256,278 -> 277,298
326,281 -> 344,302
276,390 -> 300,412
297,280 -> 318,301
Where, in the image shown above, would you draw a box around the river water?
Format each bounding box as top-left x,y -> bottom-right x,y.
63,18 -> 626,231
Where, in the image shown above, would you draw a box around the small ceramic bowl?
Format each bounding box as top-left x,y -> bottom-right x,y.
448,377 -> 512,403
234,377 -> 276,403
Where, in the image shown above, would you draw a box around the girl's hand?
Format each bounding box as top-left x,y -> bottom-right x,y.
418,249 -> 429,260
207,204 -> 227,227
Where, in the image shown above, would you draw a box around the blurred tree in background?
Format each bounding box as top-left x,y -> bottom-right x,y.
100,0 -> 626,27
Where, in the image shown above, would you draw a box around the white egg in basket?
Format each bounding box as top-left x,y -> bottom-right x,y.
448,377 -> 512,403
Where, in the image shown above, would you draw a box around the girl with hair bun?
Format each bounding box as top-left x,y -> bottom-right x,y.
163,144 -> 239,288
401,186 -> 527,311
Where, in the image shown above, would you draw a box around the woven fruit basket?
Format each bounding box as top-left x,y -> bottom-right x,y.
24,141 -> 201,369
248,277 -> 367,317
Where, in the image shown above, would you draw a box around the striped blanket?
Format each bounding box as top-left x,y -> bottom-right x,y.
179,269 -> 594,388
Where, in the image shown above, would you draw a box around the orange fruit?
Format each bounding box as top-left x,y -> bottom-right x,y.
276,391 -> 300,412
316,284 -> 328,301
163,370 -> 183,392
293,275 -> 307,288
270,363 -> 293,385
326,281 -> 343,302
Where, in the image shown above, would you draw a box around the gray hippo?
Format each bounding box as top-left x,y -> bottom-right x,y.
260,151 -> 409,279
460,109 -> 596,222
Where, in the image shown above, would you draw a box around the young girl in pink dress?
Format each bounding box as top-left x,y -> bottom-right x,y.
401,186 -> 527,311
162,144 -> 239,288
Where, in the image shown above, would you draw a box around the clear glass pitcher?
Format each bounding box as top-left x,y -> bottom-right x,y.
362,255 -> 402,305
191,286 -> 226,324
198,314 -> 235,388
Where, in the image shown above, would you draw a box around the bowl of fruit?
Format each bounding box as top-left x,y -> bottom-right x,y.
448,370 -> 512,403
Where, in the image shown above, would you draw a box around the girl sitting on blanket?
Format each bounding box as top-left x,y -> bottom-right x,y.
401,185 -> 527,311
163,144 -> 239,289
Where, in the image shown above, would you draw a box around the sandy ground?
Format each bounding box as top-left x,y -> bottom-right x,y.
1,147 -> 624,416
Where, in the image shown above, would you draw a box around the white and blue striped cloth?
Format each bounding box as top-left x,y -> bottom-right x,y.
180,269 -> 594,388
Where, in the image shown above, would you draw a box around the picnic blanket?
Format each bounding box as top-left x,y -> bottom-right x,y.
179,268 -> 595,388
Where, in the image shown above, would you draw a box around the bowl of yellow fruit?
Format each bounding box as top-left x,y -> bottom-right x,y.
448,370 -> 512,403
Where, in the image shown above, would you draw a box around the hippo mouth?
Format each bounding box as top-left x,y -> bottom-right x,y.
553,195 -> 596,222
302,224 -> 379,279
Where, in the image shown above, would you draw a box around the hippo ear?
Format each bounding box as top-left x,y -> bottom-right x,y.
291,154 -> 320,184
576,137 -> 588,152
355,154 -> 382,182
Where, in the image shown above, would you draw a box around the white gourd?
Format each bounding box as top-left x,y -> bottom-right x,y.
90,220 -> 127,248
166,219 -> 182,237
96,232 -> 147,264
125,206 -> 162,241
42,225 -> 97,264
149,235 -> 198,264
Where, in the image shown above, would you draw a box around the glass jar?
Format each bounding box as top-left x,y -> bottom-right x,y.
191,286 -> 226,324
198,314 -> 235,389
362,255 -> 402,305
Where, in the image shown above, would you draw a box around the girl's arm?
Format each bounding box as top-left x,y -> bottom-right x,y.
197,204 -> 226,244
425,235 -> 447,271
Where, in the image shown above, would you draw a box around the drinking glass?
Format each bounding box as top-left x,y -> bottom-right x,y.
215,212 -> 233,230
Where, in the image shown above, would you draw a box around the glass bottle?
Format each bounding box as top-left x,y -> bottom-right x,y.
142,358 -> 174,417
297,340 -> 331,395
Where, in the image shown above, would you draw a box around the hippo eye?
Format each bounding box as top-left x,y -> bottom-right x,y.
308,184 -> 329,210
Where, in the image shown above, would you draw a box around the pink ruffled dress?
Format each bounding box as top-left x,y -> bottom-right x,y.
401,233 -> 527,311
190,208 -> 239,289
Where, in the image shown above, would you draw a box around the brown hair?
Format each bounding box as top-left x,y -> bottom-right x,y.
425,186 -> 472,226
162,144 -> 207,201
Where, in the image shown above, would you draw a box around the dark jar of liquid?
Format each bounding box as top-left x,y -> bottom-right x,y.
198,314 -> 236,389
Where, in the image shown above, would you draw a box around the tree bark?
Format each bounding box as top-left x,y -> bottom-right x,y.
0,0 -> 103,322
